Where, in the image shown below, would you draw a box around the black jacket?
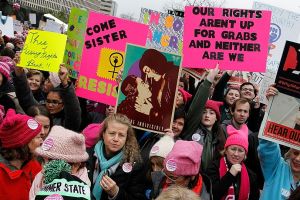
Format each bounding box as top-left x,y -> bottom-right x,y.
206,159 -> 260,200
86,147 -> 146,200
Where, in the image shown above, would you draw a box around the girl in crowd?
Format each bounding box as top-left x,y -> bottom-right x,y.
211,71 -> 241,122
0,109 -> 43,199
26,70 -> 45,104
87,113 -> 146,200
13,60 -> 81,132
206,125 -> 259,200
30,125 -> 90,199
182,65 -> 226,172
176,87 -> 192,111
27,105 -> 52,140
154,140 -> 211,200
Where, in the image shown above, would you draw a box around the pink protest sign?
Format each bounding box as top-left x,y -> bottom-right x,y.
183,7 -> 271,72
76,11 -> 148,105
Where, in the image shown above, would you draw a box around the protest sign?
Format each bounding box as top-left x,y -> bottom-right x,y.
0,11 -> 14,37
19,30 -> 67,72
29,13 -> 36,25
116,44 -> 181,134
13,20 -> 23,34
253,2 -> 300,104
63,7 -> 88,78
183,6 -> 271,72
44,20 -> 63,33
259,41 -> 300,150
139,8 -> 184,54
76,11 -> 148,106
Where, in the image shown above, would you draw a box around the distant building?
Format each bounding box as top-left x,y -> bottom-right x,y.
7,0 -> 117,15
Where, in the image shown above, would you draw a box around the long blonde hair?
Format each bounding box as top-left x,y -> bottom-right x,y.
155,186 -> 200,200
100,113 -> 141,164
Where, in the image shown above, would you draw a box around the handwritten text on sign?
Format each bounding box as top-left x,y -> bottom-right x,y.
20,30 -> 67,72
183,7 -> 271,72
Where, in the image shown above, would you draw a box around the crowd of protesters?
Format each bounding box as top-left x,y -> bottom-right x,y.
1,12 -> 300,200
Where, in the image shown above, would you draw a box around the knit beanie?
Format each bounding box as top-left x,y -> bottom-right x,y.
149,135 -> 175,159
0,56 -> 15,72
0,61 -> 10,80
35,126 -> 89,163
224,124 -> 249,153
0,109 -> 42,148
49,72 -> 61,88
82,122 -> 103,148
205,100 -> 224,120
164,140 -> 203,176
178,88 -> 192,104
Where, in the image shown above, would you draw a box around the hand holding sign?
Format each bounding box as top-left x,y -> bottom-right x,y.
58,64 -> 69,88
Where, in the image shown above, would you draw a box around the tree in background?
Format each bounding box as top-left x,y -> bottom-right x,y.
163,0 -> 225,13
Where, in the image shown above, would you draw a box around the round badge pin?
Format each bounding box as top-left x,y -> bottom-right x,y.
45,194 -> 63,200
192,133 -> 201,142
27,119 -> 39,130
150,146 -> 159,154
122,162 -> 133,173
166,159 -> 177,172
42,138 -> 54,151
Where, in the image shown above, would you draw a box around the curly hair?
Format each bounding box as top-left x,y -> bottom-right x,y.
0,145 -> 32,161
100,113 -> 141,164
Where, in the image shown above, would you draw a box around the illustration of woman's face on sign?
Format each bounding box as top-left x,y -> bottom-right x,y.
142,65 -> 159,79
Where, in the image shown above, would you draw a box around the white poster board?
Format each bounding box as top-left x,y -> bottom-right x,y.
0,11 -> 14,37
29,13 -> 36,25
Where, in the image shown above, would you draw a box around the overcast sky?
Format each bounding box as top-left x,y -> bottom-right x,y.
113,0 -> 300,19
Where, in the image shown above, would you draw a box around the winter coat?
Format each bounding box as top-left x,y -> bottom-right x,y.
206,159 -> 259,200
0,156 -> 42,200
258,139 -> 296,200
86,147 -> 146,200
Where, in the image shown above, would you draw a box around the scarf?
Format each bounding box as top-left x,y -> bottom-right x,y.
92,140 -> 123,200
196,125 -> 213,172
219,157 -> 250,200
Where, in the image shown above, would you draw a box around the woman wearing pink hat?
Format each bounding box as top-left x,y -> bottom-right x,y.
206,125 -> 259,200
176,87 -> 192,110
153,140 -> 212,199
182,65 -> 226,172
0,109 -> 43,200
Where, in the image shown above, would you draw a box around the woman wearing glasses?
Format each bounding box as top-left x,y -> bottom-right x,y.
206,124 -> 259,200
153,140 -> 212,200
13,57 -> 81,132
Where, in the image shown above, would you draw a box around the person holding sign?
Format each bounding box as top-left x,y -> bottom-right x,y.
206,124 -> 259,200
12,57 -> 82,132
87,114 -> 146,200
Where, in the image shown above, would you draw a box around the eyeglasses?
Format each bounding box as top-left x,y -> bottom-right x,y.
241,87 -> 254,92
228,147 -> 245,154
46,99 -> 63,106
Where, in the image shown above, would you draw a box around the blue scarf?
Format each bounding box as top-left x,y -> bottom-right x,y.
92,140 -> 123,200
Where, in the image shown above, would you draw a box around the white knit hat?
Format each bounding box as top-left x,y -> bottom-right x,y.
149,135 -> 175,159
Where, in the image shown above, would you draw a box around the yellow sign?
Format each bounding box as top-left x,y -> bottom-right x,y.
20,30 -> 67,72
97,48 -> 124,81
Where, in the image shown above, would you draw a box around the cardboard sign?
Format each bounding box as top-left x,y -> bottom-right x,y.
19,30 -> 67,72
0,11 -> 14,37
139,8 -> 184,54
259,41 -> 300,150
183,6 -> 271,71
76,11 -> 148,106
63,7 -> 88,78
29,13 -> 36,25
253,2 -> 300,104
13,20 -> 23,34
44,20 -> 63,33
116,44 -> 181,134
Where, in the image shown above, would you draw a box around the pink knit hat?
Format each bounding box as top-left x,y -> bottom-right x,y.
205,100 -> 224,120
164,140 -> 203,176
0,61 -> 11,80
82,122 -> 103,148
0,56 -> 15,72
0,109 -> 42,148
149,135 -> 175,159
178,88 -> 192,104
225,124 -> 249,153
35,126 -> 89,163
